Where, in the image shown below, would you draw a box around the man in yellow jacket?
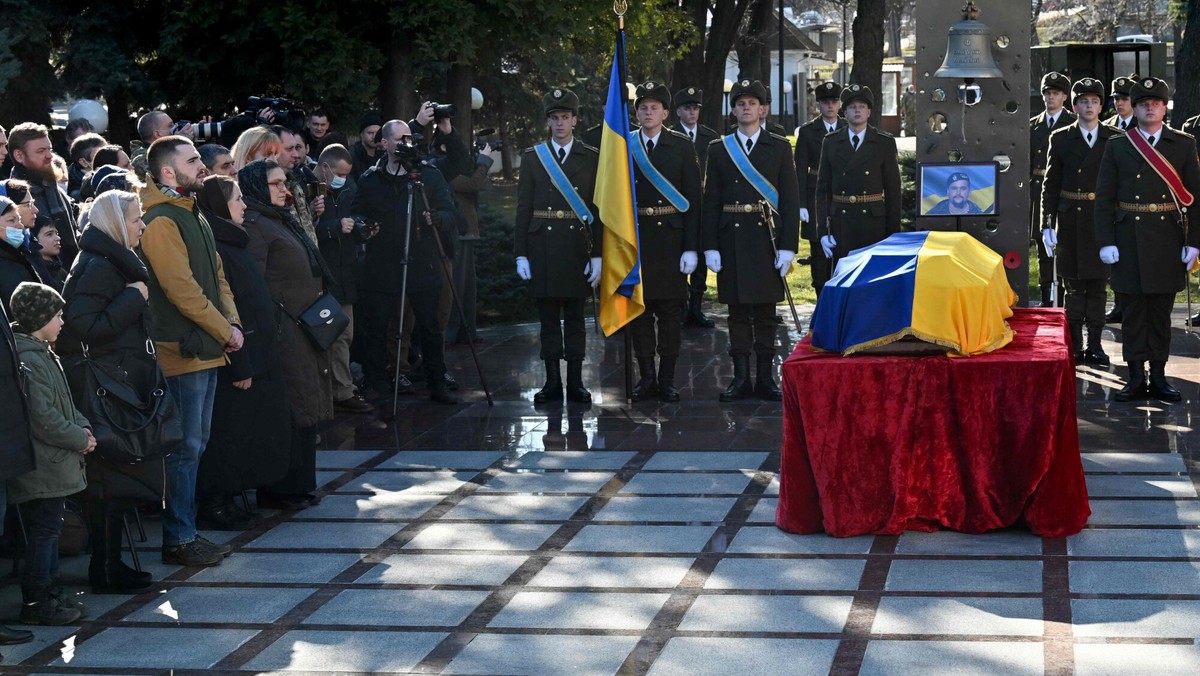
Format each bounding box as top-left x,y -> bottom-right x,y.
138,136 -> 242,568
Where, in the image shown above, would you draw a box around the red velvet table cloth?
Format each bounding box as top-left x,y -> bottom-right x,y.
776,308 -> 1090,537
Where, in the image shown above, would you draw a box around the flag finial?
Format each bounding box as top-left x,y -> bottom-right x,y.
614,0 -> 627,28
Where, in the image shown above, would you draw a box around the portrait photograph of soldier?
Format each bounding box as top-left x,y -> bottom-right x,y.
919,163 -> 998,216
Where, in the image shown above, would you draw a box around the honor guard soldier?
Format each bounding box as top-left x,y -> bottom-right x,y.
701,78 -> 800,401
1103,75 -> 1138,324
673,86 -> 720,328
1040,77 -> 1116,367
1095,77 -> 1200,402
793,80 -> 846,296
627,82 -> 703,402
1032,72 -> 1077,306
514,88 -> 604,404
815,85 -> 902,268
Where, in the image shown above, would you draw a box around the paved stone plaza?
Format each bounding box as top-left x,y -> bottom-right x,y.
2,307 -> 1199,675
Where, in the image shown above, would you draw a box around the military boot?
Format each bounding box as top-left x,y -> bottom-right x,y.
534,360 -> 563,404
565,360 -> 592,403
1114,361 -> 1149,402
1148,361 -> 1181,402
755,354 -> 782,401
684,293 -> 715,328
719,355 -> 754,402
631,357 -> 658,402
658,356 -> 680,402
1083,323 -> 1110,367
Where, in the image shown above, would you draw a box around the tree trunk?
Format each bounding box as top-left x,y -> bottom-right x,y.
671,0 -> 756,130
851,0 -> 886,127
105,87 -> 131,148
735,0 -> 773,83
379,38 -> 416,122
1031,0 -> 1044,46
1174,0 -> 1200,124
0,39 -> 55,126
447,63 -> 475,146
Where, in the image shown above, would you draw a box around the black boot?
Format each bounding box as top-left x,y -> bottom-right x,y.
1083,324 -> 1110,367
755,354 -> 782,400
631,357 -> 658,402
534,360 -> 563,404
1114,361 -> 1149,402
565,360 -> 592,403
197,492 -> 251,531
684,293 -> 715,328
658,356 -> 680,402
1069,323 -> 1084,363
19,585 -> 80,626
1040,284 -> 1052,307
1106,302 -> 1123,323
719,355 -> 754,402
90,514 -> 153,594
1148,361 -> 1181,402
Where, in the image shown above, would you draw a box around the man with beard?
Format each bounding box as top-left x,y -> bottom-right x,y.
7,123 -> 80,266
139,135 -> 243,566
927,172 -> 984,215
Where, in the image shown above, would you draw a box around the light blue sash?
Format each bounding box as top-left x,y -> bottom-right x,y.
628,132 -> 689,212
534,143 -> 594,225
722,134 -> 779,210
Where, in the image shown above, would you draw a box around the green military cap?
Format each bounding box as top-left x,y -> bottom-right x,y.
840,83 -> 874,109
1040,72 -> 1072,94
674,87 -> 702,107
543,88 -> 579,116
729,78 -> 768,106
1111,76 -> 1135,97
814,81 -> 842,101
1071,77 -> 1105,103
635,81 -> 672,109
1130,76 -> 1170,105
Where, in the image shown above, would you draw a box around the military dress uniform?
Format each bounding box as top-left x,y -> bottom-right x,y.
1041,77 -> 1115,366
514,88 -> 604,404
813,85 -> 902,266
1031,72 -> 1078,306
627,82 -> 703,402
793,81 -> 846,296
702,79 -> 801,401
1094,77 -> 1200,402
1103,76 -> 1137,131
673,86 -> 721,328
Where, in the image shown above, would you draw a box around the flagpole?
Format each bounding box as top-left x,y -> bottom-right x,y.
615,0 -> 635,405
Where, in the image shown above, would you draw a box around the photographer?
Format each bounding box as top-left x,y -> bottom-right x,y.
132,112 -> 197,178
354,120 -> 458,406
410,101 -> 472,181
314,144 -> 373,413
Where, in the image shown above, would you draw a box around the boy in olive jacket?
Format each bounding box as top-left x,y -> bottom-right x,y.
7,282 -> 95,626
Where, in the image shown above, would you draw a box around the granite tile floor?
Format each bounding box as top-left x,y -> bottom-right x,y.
3,306 -> 1200,674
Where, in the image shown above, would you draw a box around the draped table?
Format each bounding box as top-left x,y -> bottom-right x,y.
776,308 -> 1090,537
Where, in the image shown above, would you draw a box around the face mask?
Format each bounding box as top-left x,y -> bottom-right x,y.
5,226 -> 26,248
328,175 -> 346,190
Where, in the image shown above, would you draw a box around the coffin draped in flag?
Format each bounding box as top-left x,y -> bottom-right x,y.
810,231 -> 1017,356
594,31 -> 644,336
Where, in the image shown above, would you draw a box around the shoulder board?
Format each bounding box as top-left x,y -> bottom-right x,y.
872,127 -> 895,139
586,123 -> 602,132
1048,125 -> 1071,139
1169,126 -> 1196,142
699,124 -> 719,136
664,128 -> 691,141
575,142 -> 599,154
1029,114 -> 1042,125
707,137 -> 724,146
767,131 -> 789,143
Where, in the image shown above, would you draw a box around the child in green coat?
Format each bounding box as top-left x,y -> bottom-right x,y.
7,281 -> 95,626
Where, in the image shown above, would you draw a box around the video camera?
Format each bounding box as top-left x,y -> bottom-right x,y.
178,95 -> 309,147
247,96 -> 307,133
473,127 -> 503,153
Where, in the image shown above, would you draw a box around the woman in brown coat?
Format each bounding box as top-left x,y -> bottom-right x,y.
237,160 -> 333,510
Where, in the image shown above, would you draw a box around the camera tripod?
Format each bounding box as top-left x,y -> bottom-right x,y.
391,165 -> 494,416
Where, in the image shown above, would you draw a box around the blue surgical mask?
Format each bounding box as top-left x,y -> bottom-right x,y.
5,226 -> 26,249
328,175 -> 346,190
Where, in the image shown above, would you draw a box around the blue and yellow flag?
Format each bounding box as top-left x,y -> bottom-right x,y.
811,231 -> 1017,356
594,31 -> 644,336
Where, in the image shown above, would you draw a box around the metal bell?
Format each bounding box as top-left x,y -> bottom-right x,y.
934,0 -> 1004,80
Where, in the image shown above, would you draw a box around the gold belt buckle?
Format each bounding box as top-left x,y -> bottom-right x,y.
848,195 -> 858,204
555,209 -> 566,218
1148,203 -> 1159,213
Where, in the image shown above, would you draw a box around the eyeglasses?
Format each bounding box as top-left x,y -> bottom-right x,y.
267,180 -> 288,189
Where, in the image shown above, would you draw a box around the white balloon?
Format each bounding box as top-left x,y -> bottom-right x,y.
68,99 -> 109,134
471,88 -> 484,110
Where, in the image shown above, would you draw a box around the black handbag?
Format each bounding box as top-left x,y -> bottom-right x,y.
278,292 -> 349,352
69,344 -> 182,465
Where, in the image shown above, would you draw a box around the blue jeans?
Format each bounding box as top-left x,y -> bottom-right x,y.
163,369 -> 218,546
21,497 -> 64,589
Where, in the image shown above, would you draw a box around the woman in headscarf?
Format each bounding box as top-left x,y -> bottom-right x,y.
237,160 -> 333,510
57,190 -> 164,593
193,175 -> 291,527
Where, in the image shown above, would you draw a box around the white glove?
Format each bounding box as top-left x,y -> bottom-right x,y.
586,257 -> 602,287
680,251 -> 698,274
799,208 -> 810,223
820,235 -> 837,259
705,250 -> 722,273
775,249 -> 795,277
1099,246 -> 1119,265
1183,246 -> 1199,267
516,256 -> 531,280
1043,228 -> 1057,256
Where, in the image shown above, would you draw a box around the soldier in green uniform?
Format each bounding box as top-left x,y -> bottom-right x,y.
627,82 -> 703,402
702,79 -> 800,402
1032,72 -> 1077,306
673,86 -> 720,328
1103,75 -> 1137,324
514,88 -> 604,404
1095,77 -> 1200,402
793,81 -> 845,296
1041,77 -> 1116,367
815,85 -> 902,268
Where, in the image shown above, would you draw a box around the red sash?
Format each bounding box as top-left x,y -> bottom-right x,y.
1127,129 -> 1194,208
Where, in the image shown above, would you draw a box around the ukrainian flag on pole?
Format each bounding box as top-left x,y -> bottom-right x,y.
594,30 -> 644,336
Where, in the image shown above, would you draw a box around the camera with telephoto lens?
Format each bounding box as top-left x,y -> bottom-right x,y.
247,95 -> 307,133
428,102 -> 456,120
